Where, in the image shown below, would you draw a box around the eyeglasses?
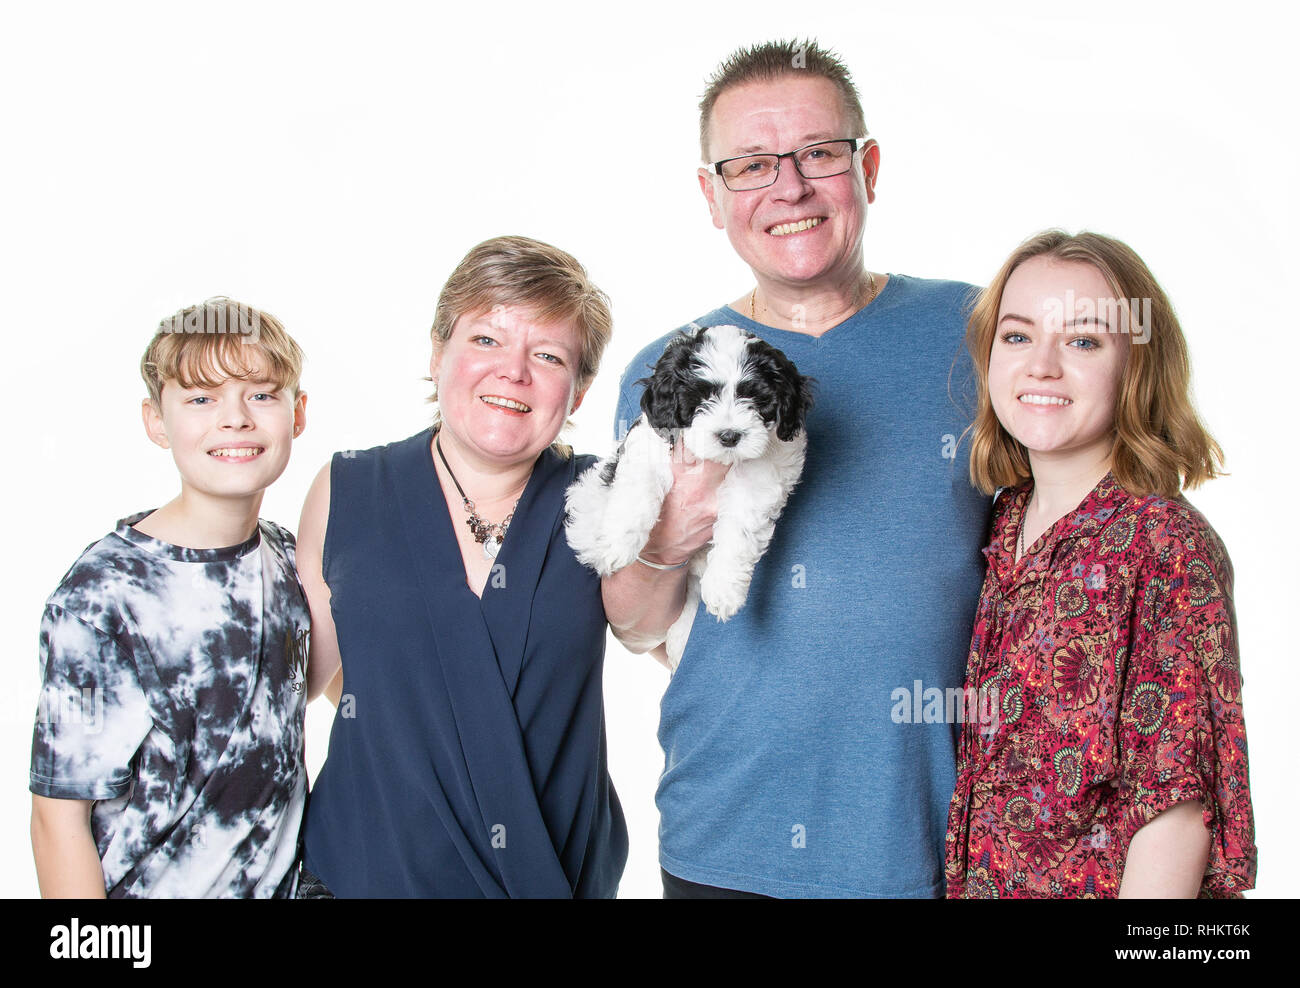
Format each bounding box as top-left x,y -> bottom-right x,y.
707,138 -> 867,192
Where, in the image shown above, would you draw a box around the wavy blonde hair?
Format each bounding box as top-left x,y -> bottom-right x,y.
965,230 -> 1223,498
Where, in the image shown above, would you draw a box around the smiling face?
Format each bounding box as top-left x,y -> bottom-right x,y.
143,349 -> 306,502
988,257 -> 1131,471
430,304 -> 586,468
698,74 -> 878,291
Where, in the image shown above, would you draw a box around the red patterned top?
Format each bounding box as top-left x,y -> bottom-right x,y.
945,472 -> 1256,898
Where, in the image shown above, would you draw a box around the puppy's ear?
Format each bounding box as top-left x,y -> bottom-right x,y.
776,365 -> 816,442
640,332 -> 699,433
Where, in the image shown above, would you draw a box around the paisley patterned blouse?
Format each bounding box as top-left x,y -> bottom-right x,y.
945,472 -> 1256,898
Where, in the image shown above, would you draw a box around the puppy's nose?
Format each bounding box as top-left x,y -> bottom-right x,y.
717,430 -> 742,447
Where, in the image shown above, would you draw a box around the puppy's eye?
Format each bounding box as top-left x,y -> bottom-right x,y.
735,382 -> 773,414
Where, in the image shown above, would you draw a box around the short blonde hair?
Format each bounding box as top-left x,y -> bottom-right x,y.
699,39 -> 867,161
965,230 -> 1224,499
141,297 -> 304,406
431,235 -> 613,395
427,237 -> 613,458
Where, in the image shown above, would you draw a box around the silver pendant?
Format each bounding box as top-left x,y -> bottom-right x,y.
483,538 -> 500,560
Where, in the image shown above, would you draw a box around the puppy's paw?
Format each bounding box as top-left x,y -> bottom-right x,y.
601,535 -> 648,575
700,568 -> 748,621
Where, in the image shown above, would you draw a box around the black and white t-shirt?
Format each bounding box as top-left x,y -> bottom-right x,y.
30,513 -> 310,898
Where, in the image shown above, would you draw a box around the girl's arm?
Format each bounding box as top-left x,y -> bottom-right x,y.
1118,799 -> 1211,898
1117,514 -> 1255,897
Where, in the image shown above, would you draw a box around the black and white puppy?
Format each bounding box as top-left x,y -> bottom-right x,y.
565,324 -> 814,668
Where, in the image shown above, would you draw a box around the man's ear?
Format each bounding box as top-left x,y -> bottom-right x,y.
698,168 -> 725,230
141,397 -> 170,450
860,139 -> 881,204
292,391 -> 308,438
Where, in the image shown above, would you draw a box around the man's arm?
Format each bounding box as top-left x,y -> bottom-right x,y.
1118,800 -> 1211,898
602,446 -> 727,657
31,795 -> 106,898
601,555 -> 689,655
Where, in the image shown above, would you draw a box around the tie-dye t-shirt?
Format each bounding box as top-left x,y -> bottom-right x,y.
29,512 -> 310,898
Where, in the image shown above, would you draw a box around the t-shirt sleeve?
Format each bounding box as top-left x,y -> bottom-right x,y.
614,362 -> 642,443
271,520 -> 298,568
30,604 -> 154,800
1117,526 -> 1257,896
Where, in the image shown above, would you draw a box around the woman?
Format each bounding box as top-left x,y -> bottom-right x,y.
946,231 -> 1256,898
294,236 -> 627,897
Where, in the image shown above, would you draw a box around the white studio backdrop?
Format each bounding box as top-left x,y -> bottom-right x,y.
2,0 -> 1295,898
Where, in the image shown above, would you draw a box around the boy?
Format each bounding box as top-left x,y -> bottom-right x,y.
29,298 -> 310,898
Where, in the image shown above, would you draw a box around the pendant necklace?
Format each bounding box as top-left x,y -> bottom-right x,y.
435,434 -> 519,560
749,271 -> 878,322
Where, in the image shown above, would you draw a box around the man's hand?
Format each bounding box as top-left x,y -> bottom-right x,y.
602,442 -> 729,655
638,442 -> 729,565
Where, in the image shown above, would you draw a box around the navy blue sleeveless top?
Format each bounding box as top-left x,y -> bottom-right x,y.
302,429 -> 627,897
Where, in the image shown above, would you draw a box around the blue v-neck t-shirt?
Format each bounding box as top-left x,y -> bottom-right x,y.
615,274 -> 992,897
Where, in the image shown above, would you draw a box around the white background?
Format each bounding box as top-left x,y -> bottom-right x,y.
2,0 -> 1295,898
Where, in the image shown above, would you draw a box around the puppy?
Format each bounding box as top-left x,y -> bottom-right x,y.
565,324 -> 814,668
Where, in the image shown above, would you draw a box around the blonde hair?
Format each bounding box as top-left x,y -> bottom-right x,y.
965,230 -> 1224,499
428,236 -> 613,455
141,297 -> 304,406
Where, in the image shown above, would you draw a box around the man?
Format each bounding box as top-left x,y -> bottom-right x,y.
603,40 -> 993,898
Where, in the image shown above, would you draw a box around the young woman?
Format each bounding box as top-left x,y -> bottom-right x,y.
946,231 -> 1256,898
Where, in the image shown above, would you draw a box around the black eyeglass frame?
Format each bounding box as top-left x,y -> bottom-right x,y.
707,137 -> 870,191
